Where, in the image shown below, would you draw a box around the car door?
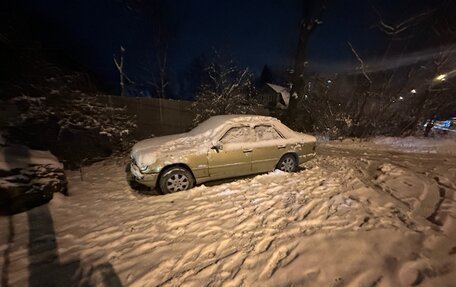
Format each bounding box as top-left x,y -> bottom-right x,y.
251,124 -> 286,173
207,125 -> 253,180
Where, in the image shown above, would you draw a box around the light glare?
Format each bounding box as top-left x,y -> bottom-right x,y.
435,74 -> 447,81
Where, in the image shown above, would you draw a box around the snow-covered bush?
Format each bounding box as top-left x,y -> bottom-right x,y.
7,92 -> 137,167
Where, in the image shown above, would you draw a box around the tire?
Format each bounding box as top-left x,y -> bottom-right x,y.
276,154 -> 298,172
159,167 -> 195,193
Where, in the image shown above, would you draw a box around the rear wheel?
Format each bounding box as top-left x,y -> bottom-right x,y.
159,167 -> 195,193
277,154 -> 298,172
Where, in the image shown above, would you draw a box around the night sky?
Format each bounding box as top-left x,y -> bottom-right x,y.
3,0 -> 444,98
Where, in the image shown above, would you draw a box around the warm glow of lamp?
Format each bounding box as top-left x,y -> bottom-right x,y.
434,74 -> 447,81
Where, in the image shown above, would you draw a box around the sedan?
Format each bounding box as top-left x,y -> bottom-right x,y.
130,115 -> 316,193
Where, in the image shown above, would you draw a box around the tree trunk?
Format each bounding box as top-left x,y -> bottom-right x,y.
113,46 -> 125,97
285,0 -> 325,130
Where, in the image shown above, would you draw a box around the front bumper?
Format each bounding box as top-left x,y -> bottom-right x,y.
130,163 -> 159,188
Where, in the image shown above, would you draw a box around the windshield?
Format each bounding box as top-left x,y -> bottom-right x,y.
187,117 -> 226,135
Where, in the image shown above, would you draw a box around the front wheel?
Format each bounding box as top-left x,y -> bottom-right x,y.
276,154 -> 298,172
159,167 -> 195,193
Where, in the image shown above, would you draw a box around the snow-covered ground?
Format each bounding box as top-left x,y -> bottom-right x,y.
1,141 -> 455,286
324,134 -> 456,155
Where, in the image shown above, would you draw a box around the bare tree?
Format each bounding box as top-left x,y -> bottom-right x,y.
139,0 -> 175,121
191,51 -> 259,126
151,0 -> 171,123
288,1 -> 456,138
285,0 -> 326,128
371,4 -> 435,36
113,46 -> 135,97
117,0 -> 176,120
148,0 -> 171,101
113,46 -> 126,97
370,0 -> 456,135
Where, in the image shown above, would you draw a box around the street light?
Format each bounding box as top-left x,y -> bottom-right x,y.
434,74 -> 447,82
410,89 -> 417,94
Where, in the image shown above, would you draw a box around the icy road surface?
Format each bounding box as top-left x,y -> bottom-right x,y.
1,143 -> 455,286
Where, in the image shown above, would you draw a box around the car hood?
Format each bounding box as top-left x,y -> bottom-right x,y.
132,134 -> 184,155
131,133 -> 210,167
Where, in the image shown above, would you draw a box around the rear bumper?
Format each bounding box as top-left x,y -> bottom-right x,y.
130,163 -> 159,188
298,152 -> 316,165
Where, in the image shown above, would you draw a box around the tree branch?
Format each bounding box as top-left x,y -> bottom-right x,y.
347,42 -> 372,84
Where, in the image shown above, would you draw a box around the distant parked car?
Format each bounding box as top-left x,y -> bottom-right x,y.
130,115 -> 316,193
423,117 -> 456,136
434,118 -> 456,133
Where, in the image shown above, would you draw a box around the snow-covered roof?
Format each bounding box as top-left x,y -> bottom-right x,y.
266,83 -> 286,94
266,83 -> 290,107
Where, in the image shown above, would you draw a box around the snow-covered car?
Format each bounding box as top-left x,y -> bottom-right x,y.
130,115 -> 316,193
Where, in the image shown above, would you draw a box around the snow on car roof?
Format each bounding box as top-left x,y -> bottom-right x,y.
189,114 -> 280,135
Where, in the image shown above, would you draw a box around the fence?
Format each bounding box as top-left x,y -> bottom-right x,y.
98,96 -> 194,138
98,95 -> 270,139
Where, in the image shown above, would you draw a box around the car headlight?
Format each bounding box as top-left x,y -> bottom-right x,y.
139,165 -> 149,172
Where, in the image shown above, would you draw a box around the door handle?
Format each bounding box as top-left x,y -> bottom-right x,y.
243,149 -> 253,153
277,145 -> 286,149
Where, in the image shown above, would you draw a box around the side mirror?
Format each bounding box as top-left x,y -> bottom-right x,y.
211,141 -> 223,152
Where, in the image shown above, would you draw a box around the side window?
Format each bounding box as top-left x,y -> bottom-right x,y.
254,125 -> 282,141
220,126 -> 251,144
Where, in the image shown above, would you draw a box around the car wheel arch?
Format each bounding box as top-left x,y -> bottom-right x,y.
281,152 -> 298,162
276,152 -> 299,170
158,163 -> 196,185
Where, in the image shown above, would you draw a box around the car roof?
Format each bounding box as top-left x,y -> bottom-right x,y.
207,114 -> 278,124
189,114 -> 289,136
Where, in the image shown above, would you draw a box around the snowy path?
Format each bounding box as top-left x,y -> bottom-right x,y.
1,145 -> 455,286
